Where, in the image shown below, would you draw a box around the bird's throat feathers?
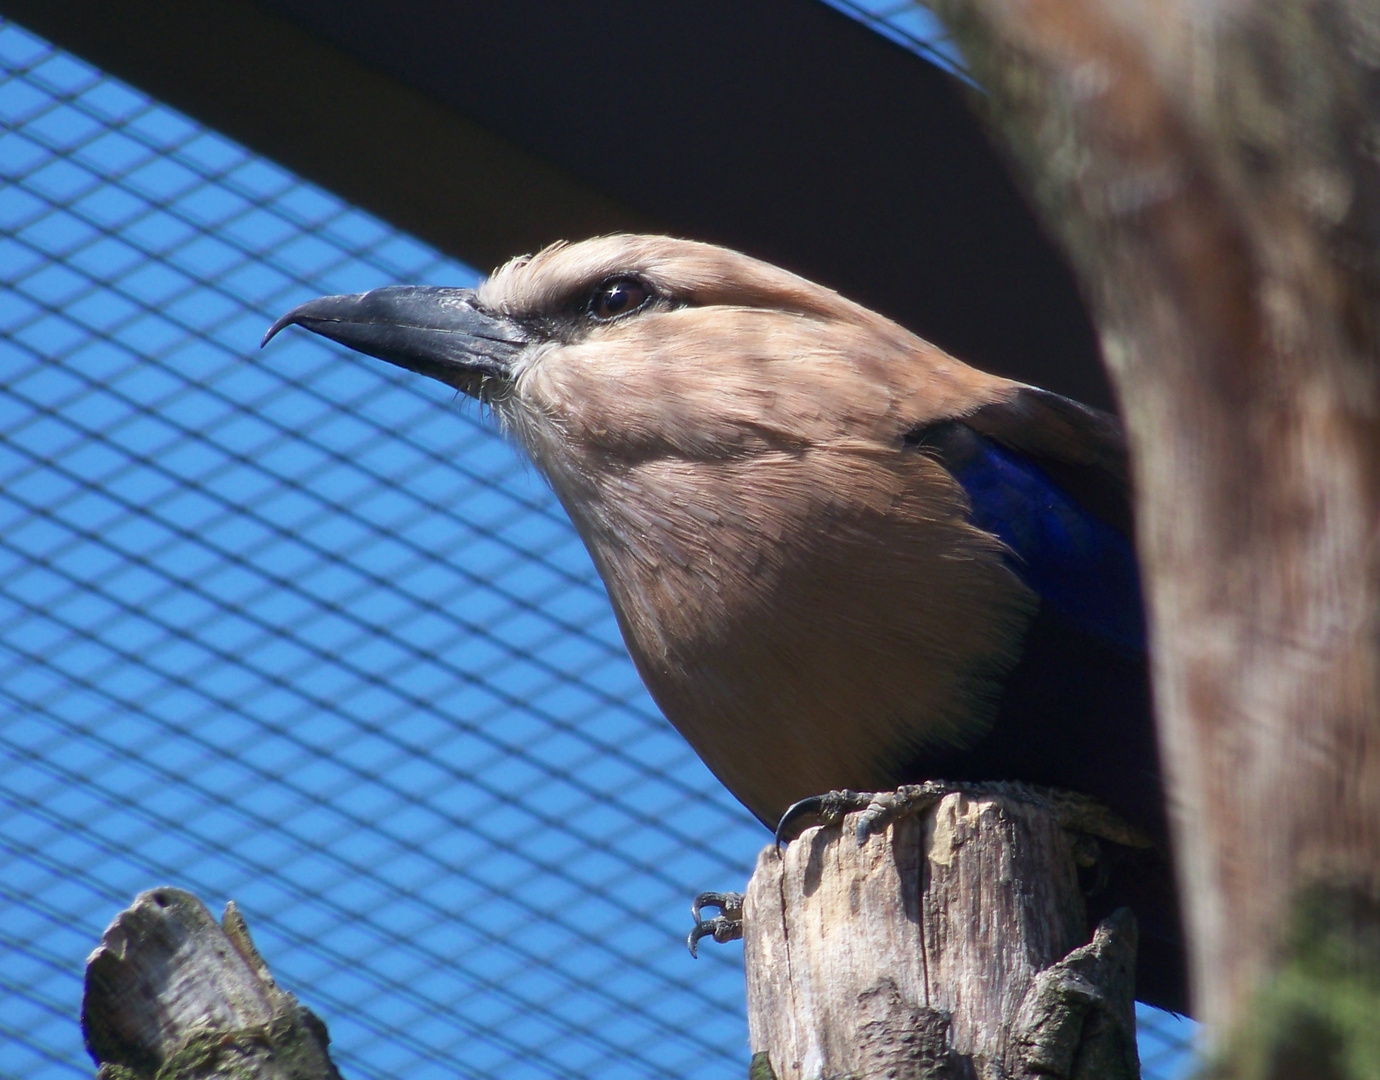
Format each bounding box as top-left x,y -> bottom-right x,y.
487,296 -> 1038,824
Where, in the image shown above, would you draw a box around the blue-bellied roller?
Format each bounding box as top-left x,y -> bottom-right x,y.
265,235 -> 1184,1011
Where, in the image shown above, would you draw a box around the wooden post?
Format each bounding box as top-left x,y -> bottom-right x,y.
82,888 -> 343,1080
743,791 -> 1141,1080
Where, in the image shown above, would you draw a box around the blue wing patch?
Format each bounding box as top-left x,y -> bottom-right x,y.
913,425 -> 1145,656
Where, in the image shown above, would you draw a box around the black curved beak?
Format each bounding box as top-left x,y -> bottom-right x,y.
261,286 -> 530,391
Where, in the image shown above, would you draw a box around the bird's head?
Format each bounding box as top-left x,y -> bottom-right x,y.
263,234 -> 1009,475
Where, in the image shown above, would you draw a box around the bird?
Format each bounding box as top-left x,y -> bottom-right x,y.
263,233 -> 1184,1012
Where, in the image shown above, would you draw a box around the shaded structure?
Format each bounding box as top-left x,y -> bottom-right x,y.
0,0 -> 1108,405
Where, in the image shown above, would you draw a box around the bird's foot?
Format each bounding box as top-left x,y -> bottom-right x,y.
774,781 -> 963,846
774,788 -> 870,845
687,891 -> 744,958
773,780 -> 1152,851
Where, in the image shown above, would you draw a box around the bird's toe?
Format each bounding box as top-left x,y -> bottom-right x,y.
774,789 -> 872,845
687,891 -> 745,957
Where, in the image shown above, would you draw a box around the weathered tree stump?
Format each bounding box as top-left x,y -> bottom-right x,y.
83,887 -> 343,1080
743,790 -> 1140,1080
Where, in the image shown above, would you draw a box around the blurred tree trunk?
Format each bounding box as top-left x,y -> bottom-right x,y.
929,0 -> 1380,1069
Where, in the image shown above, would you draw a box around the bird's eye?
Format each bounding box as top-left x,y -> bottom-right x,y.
589,277 -> 652,320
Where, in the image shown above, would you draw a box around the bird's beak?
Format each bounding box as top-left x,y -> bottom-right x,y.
261,286 -> 530,394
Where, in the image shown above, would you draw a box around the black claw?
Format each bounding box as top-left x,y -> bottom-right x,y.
687,921 -> 711,958
691,891 -> 743,924
687,915 -> 743,958
688,891 -> 745,957
775,789 -> 871,846
775,795 -> 828,846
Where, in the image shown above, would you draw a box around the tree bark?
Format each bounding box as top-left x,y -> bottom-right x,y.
925,0 -> 1380,1061
83,888 -> 343,1080
743,791 -> 1140,1080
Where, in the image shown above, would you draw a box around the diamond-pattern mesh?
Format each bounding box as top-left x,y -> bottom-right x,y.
819,0 -> 968,76
0,16 -> 1196,1080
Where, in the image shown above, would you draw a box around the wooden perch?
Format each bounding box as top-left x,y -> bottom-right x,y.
742,790 -> 1140,1080
83,888 -> 343,1080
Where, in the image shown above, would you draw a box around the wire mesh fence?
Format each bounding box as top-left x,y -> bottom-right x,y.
819,0 -> 968,75
0,15 -> 1196,1080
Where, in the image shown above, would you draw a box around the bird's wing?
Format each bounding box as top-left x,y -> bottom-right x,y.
907,386 -> 1143,655
963,385 -> 1131,535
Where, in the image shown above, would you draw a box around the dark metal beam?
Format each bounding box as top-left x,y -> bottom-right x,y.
2,0 -> 1109,405
0,0 -> 659,273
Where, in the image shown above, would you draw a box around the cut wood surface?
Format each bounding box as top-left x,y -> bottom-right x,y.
744,791 -> 1140,1080
83,887 -> 342,1080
